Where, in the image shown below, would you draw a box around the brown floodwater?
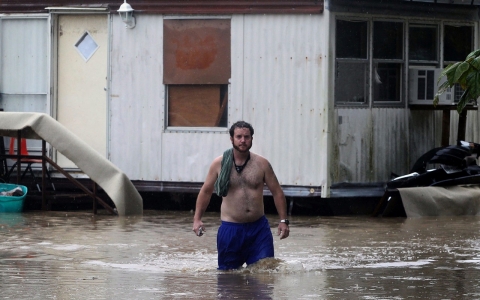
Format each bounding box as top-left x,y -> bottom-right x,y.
1,210 -> 480,299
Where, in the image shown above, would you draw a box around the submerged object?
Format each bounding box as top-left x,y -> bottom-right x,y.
374,141 -> 480,217
0,184 -> 28,213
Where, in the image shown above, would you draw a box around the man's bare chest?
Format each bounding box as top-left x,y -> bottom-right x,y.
229,164 -> 264,190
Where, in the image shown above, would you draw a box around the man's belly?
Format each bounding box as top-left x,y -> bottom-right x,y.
220,198 -> 265,223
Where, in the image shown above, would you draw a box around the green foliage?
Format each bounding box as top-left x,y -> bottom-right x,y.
434,49 -> 480,114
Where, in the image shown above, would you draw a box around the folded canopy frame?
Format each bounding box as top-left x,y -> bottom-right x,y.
0,112 -> 143,216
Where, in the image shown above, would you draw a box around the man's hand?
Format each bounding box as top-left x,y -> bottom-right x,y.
277,222 -> 289,239
193,220 -> 205,237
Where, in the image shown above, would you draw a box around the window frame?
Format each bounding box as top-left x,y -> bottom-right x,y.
334,16 -> 477,108
372,19 -> 405,106
164,84 -> 230,133
408,22 -> 439,65
334,18 -> 371,108
163,16 -> 231,132
443,21 -> 475,66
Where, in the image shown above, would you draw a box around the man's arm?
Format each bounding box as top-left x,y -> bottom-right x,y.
193,157 -> 221,236
264,160 -> 289,239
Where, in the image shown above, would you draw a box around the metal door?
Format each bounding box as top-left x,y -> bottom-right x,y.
55,14 -> 108,169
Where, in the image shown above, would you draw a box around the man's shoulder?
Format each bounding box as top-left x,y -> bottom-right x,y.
251,152 -> 270,166
250,151 -> 265,158
212,155 -> 223,165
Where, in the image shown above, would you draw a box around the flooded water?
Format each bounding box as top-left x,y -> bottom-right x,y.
1,210 -> 480,299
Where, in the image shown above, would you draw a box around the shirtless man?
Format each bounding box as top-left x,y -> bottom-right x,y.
192,121 -> 289,270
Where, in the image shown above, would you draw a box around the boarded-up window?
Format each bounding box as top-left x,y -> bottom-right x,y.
164,19 -> 230,127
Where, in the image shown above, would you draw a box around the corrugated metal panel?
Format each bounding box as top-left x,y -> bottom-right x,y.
109,15 -> 164,181
451,109 -> 480,144
0,95 -> 47,113
110,14 -> 330,187
110,15 -> 235,182
372,109 -> 409,181
333,108 -> 469,184
334,108 -> 411,183
334,109 -> 372,183
0,17 -> 48,152
408,110 -> 438,170
0,18 -> 48,94
241,14 -> 329,187
162,132 -> 231,182
464,110 -> 480,143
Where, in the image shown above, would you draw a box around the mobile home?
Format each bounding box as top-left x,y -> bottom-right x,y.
1,0 -> 480,212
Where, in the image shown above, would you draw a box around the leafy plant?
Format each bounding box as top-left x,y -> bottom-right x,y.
434,49 -> 480,114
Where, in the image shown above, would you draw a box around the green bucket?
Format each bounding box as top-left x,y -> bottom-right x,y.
0,184 -> 28,213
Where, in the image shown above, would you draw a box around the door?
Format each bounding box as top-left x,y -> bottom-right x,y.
56,14 -> 108,169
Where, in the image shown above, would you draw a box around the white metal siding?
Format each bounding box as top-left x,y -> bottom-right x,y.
0,17 -> 48,153
334,108 -> 441,183
110,14 -> 330,187
241,14 -> 329,187
109,15 -> 165,180
0,17 -> 48,111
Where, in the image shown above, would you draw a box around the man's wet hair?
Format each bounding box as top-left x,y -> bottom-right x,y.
229,121 -> 254,137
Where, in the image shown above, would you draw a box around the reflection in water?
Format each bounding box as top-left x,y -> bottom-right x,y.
0,212 -> 25,228
217,273 -> 274,299
1,211 -> 480,299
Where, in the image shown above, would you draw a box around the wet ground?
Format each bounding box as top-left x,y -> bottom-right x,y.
1,210 -> 480,299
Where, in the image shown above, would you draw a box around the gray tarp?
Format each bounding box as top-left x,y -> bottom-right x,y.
398,184 -> 480,217
0,112 -> 143,216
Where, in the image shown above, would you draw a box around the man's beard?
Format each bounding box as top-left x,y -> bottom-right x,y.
232,143 -> 252,153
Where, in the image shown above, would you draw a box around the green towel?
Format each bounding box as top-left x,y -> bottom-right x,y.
214,148 -> 233,197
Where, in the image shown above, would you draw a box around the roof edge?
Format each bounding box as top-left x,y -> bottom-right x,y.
0,1 -> 324,14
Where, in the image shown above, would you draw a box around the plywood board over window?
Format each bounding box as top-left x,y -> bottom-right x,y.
164,19 -> 231,128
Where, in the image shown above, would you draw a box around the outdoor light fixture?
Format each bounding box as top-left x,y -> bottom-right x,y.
117,0 -> 135,29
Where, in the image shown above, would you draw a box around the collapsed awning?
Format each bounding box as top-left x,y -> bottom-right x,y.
398,184 -> 480,217
0,112 -> 143,216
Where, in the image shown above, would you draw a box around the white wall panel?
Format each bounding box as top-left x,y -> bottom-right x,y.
0,18 -> 48,94
162,132 -> 231,182
0,17 -> 48,153
241,14 -> 329,187
110,13 -> 331,187
334,108 -> 411,183
109,15 -> 164,180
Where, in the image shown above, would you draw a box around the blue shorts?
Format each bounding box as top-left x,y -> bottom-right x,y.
217,215 -> 274,270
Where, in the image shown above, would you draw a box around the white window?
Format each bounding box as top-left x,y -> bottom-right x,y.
75,31 -> 99,62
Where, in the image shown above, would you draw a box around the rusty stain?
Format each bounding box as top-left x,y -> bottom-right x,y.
173,35 -> 217,70
163,19 -> 230,84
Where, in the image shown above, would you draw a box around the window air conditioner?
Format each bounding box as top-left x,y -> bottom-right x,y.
409,67 -> 477,106
409,67 -> 453,105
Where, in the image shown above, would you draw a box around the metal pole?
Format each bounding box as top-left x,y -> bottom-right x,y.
93,182 -> 97,214
457,109 -> 467,142
16,131 -> 21,184
441,110 -> 450,147
42,139 -> 47,210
